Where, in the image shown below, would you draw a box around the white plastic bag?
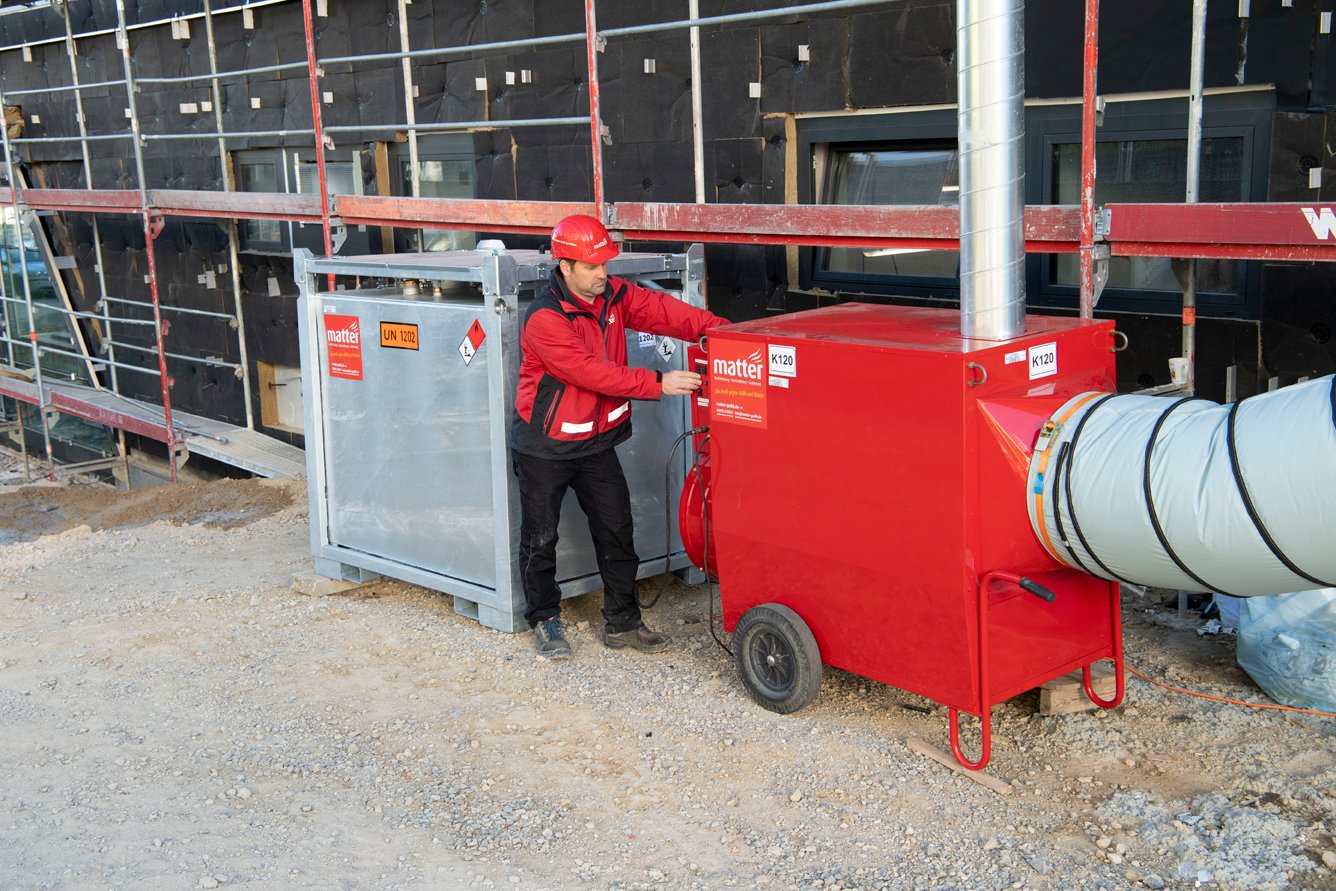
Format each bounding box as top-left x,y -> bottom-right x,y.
1236,588 -> 1336,712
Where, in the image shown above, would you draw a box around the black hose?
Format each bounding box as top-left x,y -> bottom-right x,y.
1329,375 -> 1335,431
694,433 -> 732,657
644,425 -> 708,610
1225,396 -> 1336,588
1055,394 -> 1135,585
1049,441 -> 1096,577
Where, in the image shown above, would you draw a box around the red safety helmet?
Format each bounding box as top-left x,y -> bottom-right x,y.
550,214 -> 620,264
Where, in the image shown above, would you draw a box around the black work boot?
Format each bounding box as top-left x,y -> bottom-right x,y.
532,616 -> 572,659
602,623 -> 670,653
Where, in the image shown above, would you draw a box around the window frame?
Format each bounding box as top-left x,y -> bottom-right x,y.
233,146 -> 370,256
1025,92 -> 1272,318
235,149 -> 288,254
390,134 -> 477,253
798,109 -> 963,299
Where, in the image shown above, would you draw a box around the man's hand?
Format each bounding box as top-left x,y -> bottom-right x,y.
661,370 -> 703,396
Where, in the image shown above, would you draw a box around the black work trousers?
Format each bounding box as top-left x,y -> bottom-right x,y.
514,448 -> 642,633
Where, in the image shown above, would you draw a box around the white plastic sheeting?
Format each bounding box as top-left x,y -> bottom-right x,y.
1237,588 -> 1336,712
1027,375 -> 1336,597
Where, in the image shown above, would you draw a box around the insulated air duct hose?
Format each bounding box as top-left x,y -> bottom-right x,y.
1027,375 -> 1336,597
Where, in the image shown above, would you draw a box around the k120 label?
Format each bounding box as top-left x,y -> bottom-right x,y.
1029,342 -> 1057,380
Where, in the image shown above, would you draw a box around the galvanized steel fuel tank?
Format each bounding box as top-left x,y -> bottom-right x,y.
295,246 -> 706,632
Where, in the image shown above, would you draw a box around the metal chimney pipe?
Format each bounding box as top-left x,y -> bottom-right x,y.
956,0 -> 1027,340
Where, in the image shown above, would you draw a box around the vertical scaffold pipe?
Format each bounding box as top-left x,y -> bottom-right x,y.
1027,376 -> 1336,597
956,0 -> 1026,341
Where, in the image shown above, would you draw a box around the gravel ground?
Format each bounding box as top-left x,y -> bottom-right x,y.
0,465 -> 1333,890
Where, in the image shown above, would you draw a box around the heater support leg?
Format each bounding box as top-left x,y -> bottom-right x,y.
1082,581 -> 1126,708
948,706 -> 992,770
945,570 -> 1012,770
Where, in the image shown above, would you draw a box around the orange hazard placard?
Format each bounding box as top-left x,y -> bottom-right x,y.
709,339 -> 767,428
324,313 -> 363,381
380,321 -> 419,350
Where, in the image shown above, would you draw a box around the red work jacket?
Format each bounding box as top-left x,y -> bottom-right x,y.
512,269 -> 726,459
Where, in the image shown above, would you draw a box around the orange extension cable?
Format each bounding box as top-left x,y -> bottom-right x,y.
1125,664 -> 1336,719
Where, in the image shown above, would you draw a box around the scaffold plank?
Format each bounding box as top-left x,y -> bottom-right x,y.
150,189 -> 324,222
47,390 -> 171,441
1,375 -> 304,478
1109,241 -> 1336,262
181,426 -> 306,479
11,183 -> 1336,262
1105,202 -> 1336,259
6,187 -> 141,213
0,368 -> 38,404
611,203 -> 1083,251
334,196 -> 595,234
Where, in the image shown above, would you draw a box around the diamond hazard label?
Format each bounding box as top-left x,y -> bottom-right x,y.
459,319 -> 485,365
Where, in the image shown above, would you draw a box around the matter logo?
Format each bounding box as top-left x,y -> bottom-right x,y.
712,347 -> 764,381
326,318 -> 360,346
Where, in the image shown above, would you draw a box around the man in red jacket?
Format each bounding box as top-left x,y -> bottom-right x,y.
512,215 -> 727,659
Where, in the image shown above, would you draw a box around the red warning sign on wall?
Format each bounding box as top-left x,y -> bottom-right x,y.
324,314 -> 364,381
709,338 -> 767,429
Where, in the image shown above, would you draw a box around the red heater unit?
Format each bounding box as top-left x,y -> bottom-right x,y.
680,304 -> 1125,769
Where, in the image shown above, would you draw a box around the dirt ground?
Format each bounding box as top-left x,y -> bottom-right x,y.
1,466 -> 1333,891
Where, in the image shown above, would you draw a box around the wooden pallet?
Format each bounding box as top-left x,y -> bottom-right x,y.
1037,663 -> 1118,716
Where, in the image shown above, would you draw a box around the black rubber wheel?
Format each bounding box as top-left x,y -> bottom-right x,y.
733,603 -> 823,714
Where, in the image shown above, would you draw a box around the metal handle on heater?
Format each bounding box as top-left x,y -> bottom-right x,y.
1018,576 -> 1057,602
966,362 -> 988,387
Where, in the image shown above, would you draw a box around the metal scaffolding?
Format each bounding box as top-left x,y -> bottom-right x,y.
0,0 -> 1332,482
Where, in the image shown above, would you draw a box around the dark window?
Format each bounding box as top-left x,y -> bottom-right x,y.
1027,91 -> 1271,317
798,110 -> 961,299
235,148 -> 372,256
817,143 -> 959,282
391,135 -> 476,252
0,2 -> 54,16
237,152 -> 286,253
292,156 -> 367,255
1049,138 -> 1242,293
798,91 -> 1274,318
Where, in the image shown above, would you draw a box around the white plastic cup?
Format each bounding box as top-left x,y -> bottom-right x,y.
1168,357 -> 1188,385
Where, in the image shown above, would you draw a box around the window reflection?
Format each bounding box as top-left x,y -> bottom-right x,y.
817,145 -> 960,280
1050,138 -> 1244,292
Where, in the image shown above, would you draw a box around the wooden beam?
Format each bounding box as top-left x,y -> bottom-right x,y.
1038,664 -> 1117,716
372,141 -> 396,253
906,736 -> 1013,795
